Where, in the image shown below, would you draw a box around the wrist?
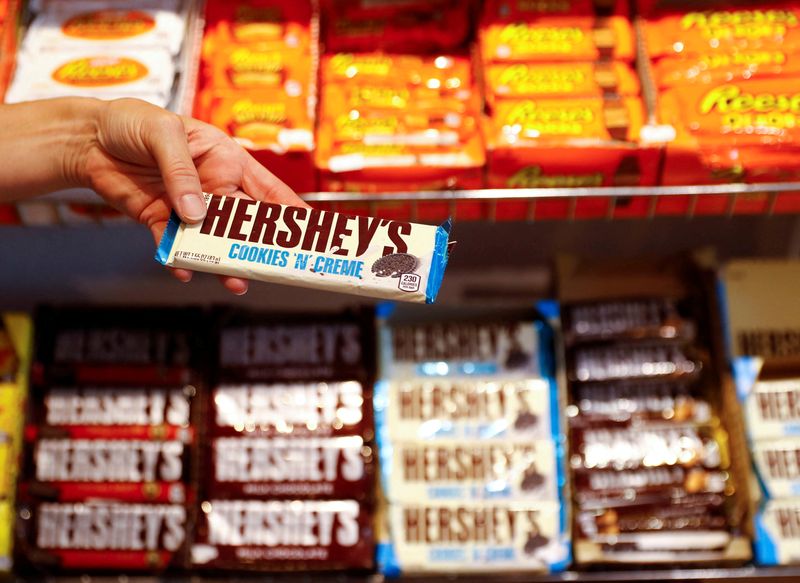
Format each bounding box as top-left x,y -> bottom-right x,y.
58,97 -> 107,190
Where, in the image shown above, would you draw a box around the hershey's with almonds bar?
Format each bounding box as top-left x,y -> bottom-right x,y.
156,194 -> 451,303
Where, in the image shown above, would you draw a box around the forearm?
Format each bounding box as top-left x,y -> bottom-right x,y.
0,97 -> 105,202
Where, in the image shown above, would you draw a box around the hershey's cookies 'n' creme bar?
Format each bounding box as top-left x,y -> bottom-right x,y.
156,194 -> 451,304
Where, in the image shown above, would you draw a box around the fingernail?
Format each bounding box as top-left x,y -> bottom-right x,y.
180,195 -> 206,222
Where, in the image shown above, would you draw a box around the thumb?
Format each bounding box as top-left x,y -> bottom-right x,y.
143,114 -> 206,223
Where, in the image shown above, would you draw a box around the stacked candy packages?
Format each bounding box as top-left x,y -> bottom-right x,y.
195,0 -> 317,193
559,256 -> 752,566
190,309 -> 375,572
5,0 -> 190,108
642,1 -> 800,187
316,0 -> 484,197
375,305 -> 569,574
0,313 -> 32,573
15,307 -> 202,573
480,0 -> 660,198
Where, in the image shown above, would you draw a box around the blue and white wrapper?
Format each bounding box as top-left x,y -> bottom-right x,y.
755,499 -> 800,565
156,193 -> 451,303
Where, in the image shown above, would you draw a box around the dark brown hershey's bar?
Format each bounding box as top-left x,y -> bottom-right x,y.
207,436 -> 374,499
192,499 -> 374,570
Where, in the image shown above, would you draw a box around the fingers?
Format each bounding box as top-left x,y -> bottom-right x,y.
242,154 -> 310,208
220,276 -> 249,295
144,114 -> 206,224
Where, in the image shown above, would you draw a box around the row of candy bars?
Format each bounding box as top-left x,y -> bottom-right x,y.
5,0 -> 192,110
11,307 -> 380,573
375,308 -> 569,575
192,310 -> 376,572
642,1 -> 800,187
735,357 -> 800,564
15,308 -> 202,573
193,0 -> 317,194
562,297 -> 742,565
479,0 -> 660,191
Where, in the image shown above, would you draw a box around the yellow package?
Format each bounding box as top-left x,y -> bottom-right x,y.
0,500 -> 10,572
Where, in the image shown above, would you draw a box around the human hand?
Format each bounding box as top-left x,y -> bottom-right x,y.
73,98 -> 308,295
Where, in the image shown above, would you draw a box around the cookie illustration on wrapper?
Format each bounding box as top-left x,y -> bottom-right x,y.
524,529 -> 549,555
521,464 -> 545,490
371,253 -> 418,278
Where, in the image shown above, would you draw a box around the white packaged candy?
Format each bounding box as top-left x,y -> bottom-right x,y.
379,378 -> 553,440
156,194 -> 451,304
383,439 -> 559,503
24,3 -> 185,55
755,499 -> 800,565
5,48 -> 175,107
386,502 -> 569,573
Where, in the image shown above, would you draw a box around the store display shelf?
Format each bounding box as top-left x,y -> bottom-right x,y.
8,566 -> 800,583
19,182 -> 800,226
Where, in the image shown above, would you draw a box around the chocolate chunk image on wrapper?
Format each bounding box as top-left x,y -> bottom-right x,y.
521,464 -> 546,491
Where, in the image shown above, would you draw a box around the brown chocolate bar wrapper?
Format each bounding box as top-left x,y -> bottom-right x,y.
210,381 -> 373,439
569,341 -> 702,383
563,298 -> 694,345
33,307 -> 202,387
25,438 -> 191,503
191,499 -> 374,571
33,386 -> 193,430
208,436 -> 374,500
571,425 -> 725,471
214,309 -> 374,384
577,503 -> 729,537
16,501 -> 189,572
574,466 -> 729,506
570,380 -> 712,426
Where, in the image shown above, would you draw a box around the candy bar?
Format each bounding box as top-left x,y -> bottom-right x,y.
215,310 -> 372,383
0,501 -> 10,572
18,502 -> 187,571
752,438 -> 800,498
564,299 -> 692,345
570,381 -> 711,425
644,4 -> 800,59
481,16 -> 635,63
33,307 -> 200,386
570,342 -> 700,383
191,499 -> 374,570
658,79 -> 800,149
486,62 -> 640,101
387,319 -> 545,378
383,439 -> 559,503
653,51 -> 800,89
386,502 -> 569,573
379,378 -> 554,440
39,387 -> 191,427
574,467 -> 728,506
210,435 -> 373,499
483,0 -> 630,17
755,499 -> 800,565
489,97 -> 644,145
5,48 -> 175,107
322,53 -> 473,90
23,5 -> 186,55
577,504 -> 728,538
745,377 -> 800,439
571,426 -> 724,471
156,194 -> 451,304
28,438 -> 188,503
212,382 -> 370,437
